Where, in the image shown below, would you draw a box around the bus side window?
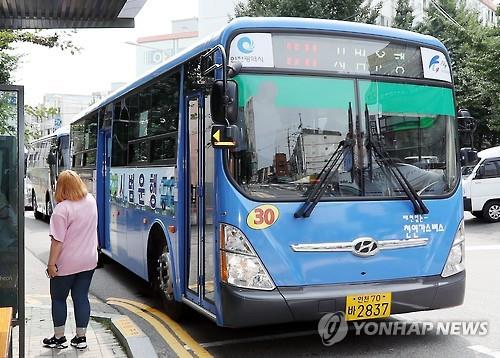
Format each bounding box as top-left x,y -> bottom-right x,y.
36,143 -> 42,165
150,73 -> 180,136
57,137 -> 64,168
33,145 -> 39,166
151,135 -> 176,163
40,142 -> 47,168
112,100 -> 130,167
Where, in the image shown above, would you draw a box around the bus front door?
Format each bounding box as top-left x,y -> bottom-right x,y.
186,93 -> 215,313
97,127 -> 111,252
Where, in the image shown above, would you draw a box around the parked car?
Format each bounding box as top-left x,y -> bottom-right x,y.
462,146 -> 500,222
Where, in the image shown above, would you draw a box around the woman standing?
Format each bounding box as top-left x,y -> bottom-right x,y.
42,170 -> 98,350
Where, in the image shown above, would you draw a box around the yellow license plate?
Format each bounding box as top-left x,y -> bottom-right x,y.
345,292 -> 392,321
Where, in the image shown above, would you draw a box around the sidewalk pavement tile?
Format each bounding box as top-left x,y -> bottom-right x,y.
12,249 -> 129,357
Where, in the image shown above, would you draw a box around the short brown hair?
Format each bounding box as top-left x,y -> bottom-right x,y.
55,170 -> 88,202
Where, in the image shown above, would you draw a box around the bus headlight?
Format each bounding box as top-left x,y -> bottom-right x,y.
220,224 -> 275,290
442,220 -> 465,277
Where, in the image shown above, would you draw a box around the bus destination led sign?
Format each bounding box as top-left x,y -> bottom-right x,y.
272,34 -> 424,78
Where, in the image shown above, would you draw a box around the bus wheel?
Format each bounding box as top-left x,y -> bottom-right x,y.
483,201 -> 500,223
45,199 -> 53,220
156,244 -> 184,320
33,193 -> 43,220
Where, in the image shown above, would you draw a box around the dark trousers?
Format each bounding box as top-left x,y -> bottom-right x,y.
50,269 -> 95,328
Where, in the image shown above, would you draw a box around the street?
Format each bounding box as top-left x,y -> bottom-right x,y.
25,212 -> 500,357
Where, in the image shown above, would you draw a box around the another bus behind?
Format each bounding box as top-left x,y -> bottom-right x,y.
26,126 -> 70,220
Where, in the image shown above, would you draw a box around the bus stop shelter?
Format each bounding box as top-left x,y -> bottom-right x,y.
0,1 -> 147,356
0,0 -> 146,29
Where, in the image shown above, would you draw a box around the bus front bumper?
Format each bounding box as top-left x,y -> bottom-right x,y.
220,271 -> 465,328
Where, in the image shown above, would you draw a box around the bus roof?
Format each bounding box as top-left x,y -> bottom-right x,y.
70,17 -> 447,125
30,125 -> 69,144
219,17 -> 446,50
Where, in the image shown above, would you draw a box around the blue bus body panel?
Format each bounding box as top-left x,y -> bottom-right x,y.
125,205 -> 148,278
217,154 -> 462,286
105,169 -> 181,283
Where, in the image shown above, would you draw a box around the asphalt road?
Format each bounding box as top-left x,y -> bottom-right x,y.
25,211 -> 500,357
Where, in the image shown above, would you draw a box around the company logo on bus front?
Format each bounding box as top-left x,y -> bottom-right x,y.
237,36 -> 255,54
351,237 -> 379,257
429,54 -> 449,73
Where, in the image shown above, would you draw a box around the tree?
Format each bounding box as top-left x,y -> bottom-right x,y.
234,0 -> 382,24
0,30 -> 78,85
393,0 -> 415,30
0,92 -> 16,136
415,0 -> 500,148
24,105 -> 59,142
0,30 -> 77,140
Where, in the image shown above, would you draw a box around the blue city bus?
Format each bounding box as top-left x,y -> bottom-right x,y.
70,17 -> 464,327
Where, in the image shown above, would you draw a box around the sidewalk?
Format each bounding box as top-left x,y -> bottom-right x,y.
13,249 -> 128,357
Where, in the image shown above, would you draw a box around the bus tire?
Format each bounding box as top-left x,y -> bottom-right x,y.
45,198 -> 53,221
482,201 -> 500,223
155,242 -> 184,320
33,192 -> 43,220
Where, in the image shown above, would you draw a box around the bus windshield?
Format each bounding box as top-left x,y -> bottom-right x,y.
227,74 -> 458,200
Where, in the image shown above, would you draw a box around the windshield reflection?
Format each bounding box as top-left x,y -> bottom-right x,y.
227,74 -> 458,200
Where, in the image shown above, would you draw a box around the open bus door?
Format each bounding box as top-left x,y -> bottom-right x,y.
96,112 -> 112,254
185,92 -> 216,314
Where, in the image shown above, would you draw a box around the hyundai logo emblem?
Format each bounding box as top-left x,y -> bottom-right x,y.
352,237 -> 379,257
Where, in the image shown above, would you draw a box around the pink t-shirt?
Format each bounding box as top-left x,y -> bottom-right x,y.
49,193 -> 98,276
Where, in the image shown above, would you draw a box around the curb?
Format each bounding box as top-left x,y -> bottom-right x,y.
92,313 -> 157,358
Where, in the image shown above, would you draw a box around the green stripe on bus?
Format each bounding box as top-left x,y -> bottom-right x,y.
235,74 -> 355,109
359,81 -> 455,116
234,75 -> 455,118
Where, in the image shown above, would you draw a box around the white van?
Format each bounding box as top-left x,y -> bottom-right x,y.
462,146 -> 500,222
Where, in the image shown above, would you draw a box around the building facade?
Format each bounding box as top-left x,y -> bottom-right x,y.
134,18 -> 199,76
26,89 -> 122,138
290,128 -> 343,179
41,93 -> 96,135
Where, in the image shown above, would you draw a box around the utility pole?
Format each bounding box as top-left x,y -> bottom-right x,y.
287,128 -> 291,158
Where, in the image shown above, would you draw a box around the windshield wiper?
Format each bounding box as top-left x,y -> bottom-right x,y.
294,103 -> 354,218
294,140 -> 353,218
364,106 -> 429,215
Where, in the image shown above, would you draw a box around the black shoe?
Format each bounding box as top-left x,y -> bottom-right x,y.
43,336 -> 68,349
70,335 -> 87,349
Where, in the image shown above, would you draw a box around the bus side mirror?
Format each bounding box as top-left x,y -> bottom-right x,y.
210,80 -> 238,125
228,62 -> 242,78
